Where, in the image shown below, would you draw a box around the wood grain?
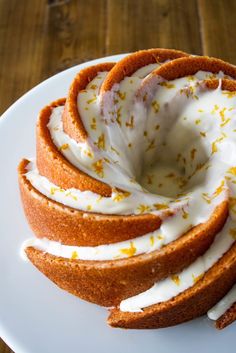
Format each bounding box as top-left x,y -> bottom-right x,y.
42,0 -> 107,76
0,0 -> 236,351
198,0 -> 236,64
0,338 -> 14,353
106,0 -> 202,55
0,0 -> 46,115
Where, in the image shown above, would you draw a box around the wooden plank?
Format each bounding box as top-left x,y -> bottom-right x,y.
0,0 -> 46,114
106,0 -> 202,55
0,0 -> 109,114
0,338 -> 14,353
198,0 -> 236,64
43,0 -> 107,77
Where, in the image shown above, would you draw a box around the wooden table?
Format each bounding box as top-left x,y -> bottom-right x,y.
1,0 -> 236,351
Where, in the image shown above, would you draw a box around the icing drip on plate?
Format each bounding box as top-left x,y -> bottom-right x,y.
207,284 -> 236,320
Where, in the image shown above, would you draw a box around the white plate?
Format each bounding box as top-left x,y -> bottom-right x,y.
0,54 -> 234,353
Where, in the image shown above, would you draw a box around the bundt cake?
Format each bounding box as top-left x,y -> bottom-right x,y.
18,48 -> 236,329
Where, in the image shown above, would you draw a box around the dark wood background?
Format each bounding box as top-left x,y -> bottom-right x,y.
1,0 -> 236,351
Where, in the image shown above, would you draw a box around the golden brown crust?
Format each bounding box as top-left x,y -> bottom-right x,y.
18,159 -> 162,246
108,243 -> 236,329
151,55 -> 236,81
63,62 -> 115,142
204,78 -> 236,91
215,301 -> 236,330
36,98 -> 112,196
22,194 -> 228,306
100,48 -> 188,93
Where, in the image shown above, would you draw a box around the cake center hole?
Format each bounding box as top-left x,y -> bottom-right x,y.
138,124 -> 210,198
140,162 -> 185,198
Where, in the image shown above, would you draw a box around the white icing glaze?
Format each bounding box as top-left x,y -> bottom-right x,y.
25,160 -> 226,222
207,284 -> 236,320
22,60 -> 236,313
20,222 -> 172,261
25,161 -> 180,216
41,72 -> 236,222
131,63 -> 160,78
120,218 -> 236,312
49,70 -> 234,196
25,66 -> 236,257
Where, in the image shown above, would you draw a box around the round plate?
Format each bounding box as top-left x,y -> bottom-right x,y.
0,55 -> 234,353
